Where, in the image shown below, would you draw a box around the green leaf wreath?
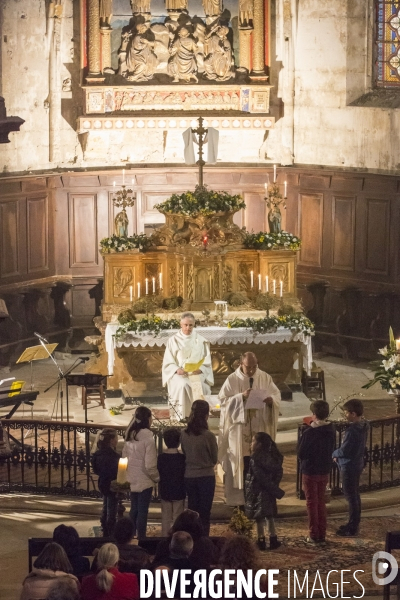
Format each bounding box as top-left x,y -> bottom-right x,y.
116,315 -> 180,338
100,234 -> 152,253
243,231 -> 301,251
227,314 -> 315,336
155,186 -> 246,216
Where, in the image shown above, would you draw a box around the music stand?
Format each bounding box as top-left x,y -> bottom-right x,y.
16,344 -> 58,391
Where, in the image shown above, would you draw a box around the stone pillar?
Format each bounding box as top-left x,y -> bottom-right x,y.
239,29 -> 252,71
87,0 -> 105,81
100,28 -> 112,73
250,0 -> 266,77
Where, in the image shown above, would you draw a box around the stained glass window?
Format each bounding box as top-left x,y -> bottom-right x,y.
376,1 -> 400,86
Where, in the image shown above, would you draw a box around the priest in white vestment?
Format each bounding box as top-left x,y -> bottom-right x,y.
218,352 -> 281,506
162,312 -> 214,420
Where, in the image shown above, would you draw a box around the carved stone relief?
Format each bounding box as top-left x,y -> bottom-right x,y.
222,264 -> 233,293
269,263 -> 289,287
178,265 -> 183,296
187,263 -> 194,301
113,267 -> 134,297
213,263 -> 220,298
169,265 -> 177,295
238,262 -> 253,291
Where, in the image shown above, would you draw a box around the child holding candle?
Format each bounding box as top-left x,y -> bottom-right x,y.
91,428 -> 120,537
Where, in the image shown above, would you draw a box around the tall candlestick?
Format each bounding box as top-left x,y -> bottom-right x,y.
280,280 -> 283,297
117,457 -> 128,484
122,168 -> 125,185
273,279 -> 276,295
129,286 -> 133,302
159,272 -> 163,290
152,277 -> 155,294
284,181 -> 287,198
258,274 -> 261,290
273,164 -> 277,182
265,276 -> 269,293
250,271 -> 254,288
145,278 -> 149,295
137,282 -> 141,298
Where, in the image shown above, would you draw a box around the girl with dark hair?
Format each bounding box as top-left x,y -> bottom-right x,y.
244,432 -> 285,551
20,543 -> 79,600
53,524 -> 90,578
180,400 -> 218,535
91,427 -> 120,536
123,406 -> 159,539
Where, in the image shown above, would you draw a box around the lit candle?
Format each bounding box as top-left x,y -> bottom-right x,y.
284,181 -> 287,197
225,303 -> 228,316
265,276 -> 269,293
132,176 -> 135,185
122,168 -> 125,185
113,181 -> 116,188
159,272 -> 163,290
129,286 -> 133,302
264,183 -> 268,196
117,457 -> 128,484
250,271 -> 254,288
152,277 -> 156,294
273,279 -> 276,295
137,282 -> 141,298
145,279 -> 149,295
396,339 -> 400,351
273,164 -> 277,182
258,274 -> 261,290
280,280 -> 283,297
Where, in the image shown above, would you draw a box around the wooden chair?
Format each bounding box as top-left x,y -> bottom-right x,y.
66,373 -> 107,410
383,531 -> 400,600
302,363 -> 326,402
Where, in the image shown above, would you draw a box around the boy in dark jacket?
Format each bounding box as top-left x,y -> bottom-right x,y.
332,398 -> 369,537
91,427 -> 120,536
298,400 -> 335,545
157,427 -> 186,536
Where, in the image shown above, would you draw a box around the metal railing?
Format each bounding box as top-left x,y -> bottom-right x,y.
296,416 -> 400,498
0,419 -> 164,499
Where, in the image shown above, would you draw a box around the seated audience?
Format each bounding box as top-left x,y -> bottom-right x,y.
218,536 -> 267,599
53,524 -> 90,578
113,517 -> 151,573
20,542 -> 79,600
46,580 -> 80,600
157,427 -> 186,536
153,509 -> 220,570
155,532 -> 194,599
81,543 -> 139,600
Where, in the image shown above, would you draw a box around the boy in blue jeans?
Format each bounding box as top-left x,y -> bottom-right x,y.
332,399 -> 369,537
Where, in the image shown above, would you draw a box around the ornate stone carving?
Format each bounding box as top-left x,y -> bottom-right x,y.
202,0 -> 223,18
270,263 -> 289,287
100,0 -> 113,29
195,267 -> 212,301
187,263 -> 194,301
222,264 -> 233,293
213,264 -> 220,299
118,30 -> 132,76
238,29 -> 251,71
126,24 -> 157,82
130,0 -> 151,15
251,0 -> 265,75
238,262 -> 253,291
87,0 -> 102,77
168,27 -> 199,83
203,26 -> 235,82
113,267 -> 134,297
165,0 -> 188,11
239,0 -> 253,28
178,265 -> 183,296
169,265 -> 177,295
145,263 -> 161,281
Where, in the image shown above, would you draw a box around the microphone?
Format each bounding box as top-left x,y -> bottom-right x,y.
249,377 -> 254,389
80,357 -> 90,362
34,332 -> 49,343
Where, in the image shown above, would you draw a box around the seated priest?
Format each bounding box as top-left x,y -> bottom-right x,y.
162,312 -> 214,420
218,352 -> 281,506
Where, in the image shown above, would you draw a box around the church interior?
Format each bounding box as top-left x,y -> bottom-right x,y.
1,0 -> 400,598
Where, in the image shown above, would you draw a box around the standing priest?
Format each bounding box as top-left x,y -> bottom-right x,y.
218,352 -> 281,506
162,312 -> 214,420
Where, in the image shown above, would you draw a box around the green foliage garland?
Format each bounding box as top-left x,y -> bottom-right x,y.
227,314 -> 315,335
100,234 -> 151,253
116,315 -> 180,338
243,231 -> 301,251
155,186 -> 246,216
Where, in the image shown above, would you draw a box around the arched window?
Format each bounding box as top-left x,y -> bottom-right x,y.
376,1 -> 400,86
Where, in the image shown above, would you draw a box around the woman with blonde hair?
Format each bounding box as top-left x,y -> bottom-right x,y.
81,543 -> 139,599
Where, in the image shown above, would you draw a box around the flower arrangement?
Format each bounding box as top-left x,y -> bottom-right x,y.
154,186 -> 246,216
227,314 -> 315,336
228,507 -> 254,539
100,234 -> 152,253
362,327 -> 400,392
243,231 -> 301,251
265,182 -> 286,210
116,315 -> 180,338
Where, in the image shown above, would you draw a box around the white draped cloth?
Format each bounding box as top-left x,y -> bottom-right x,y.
218,367 -> 281,506
162,329 -> 214,420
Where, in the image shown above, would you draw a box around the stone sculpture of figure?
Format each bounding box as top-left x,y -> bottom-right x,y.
239,0 -> 253,28
168,27 -> 198,83
100,0 -> 113,28
126,24 -> 157,81
202,0 -> 222,17
165,0 -> 187,11
118,29 -> 132,76
114,210 -> 129,237
130,0 -> 151,14
268,206 -> 282,234
204,26 -> 234,81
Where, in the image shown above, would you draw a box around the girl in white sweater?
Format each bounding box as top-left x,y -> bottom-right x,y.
123,406 -> 159,539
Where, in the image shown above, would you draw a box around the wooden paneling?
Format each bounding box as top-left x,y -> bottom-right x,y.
331,196 -> 355,271
27,196 -> 48,273
0,201 -> 19,277
298,193 -> 323,267
243,193 -> 265,232
365,198 -> 390,274
69,194 -> 98,267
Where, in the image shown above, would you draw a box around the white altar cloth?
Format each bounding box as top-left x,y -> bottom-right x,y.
105,324 -> 313,377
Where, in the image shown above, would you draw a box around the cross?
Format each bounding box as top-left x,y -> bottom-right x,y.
191,116 -> 207,188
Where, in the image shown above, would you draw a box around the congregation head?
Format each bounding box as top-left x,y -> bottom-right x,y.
219,535 -> 260,571
185,399 -> 209,436
125,406 -> 153,441
33,542 -> 73,573
46,580 -> 80,600
113,517 -> 135,545
96,543 -> 120,593
170,531 -> 194,558
52,525 -> 81,558
163,427 -> 181,449
240,352 -> 258,377
171,509 -> 203,541
311,400 -> 330,421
